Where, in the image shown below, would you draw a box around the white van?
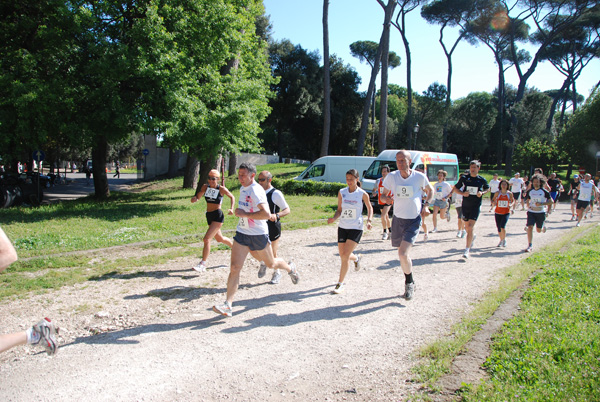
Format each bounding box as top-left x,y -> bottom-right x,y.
362,150 -> 459,204
295,156 -> 376,184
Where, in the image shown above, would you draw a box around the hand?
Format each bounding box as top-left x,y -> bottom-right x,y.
327,217 -> 335,224
235,208 -> 246,218
477,191 -> 483,198
269,213 -> 277,222
191,196 -> 198,203
366,221 -> 372,230
227,209 -> 234,215
463,191 -> 470,197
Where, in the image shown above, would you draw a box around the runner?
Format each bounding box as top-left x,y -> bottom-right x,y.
569,174 -> 581,220
375,165 -> 393,240
452,189 -> 465,238
381,150 -> 432,300
508,172 -> 524,213
212,163 -> 299,317
256,170 -> 291,284
492,179 -> 515,247
190,169 -> 235,272
488,173 -> 500,212
452,160 -> 489,259
524,174 -> 552,252
575,173 -> 599,227
0,226 -> 58,355
547,173 -> 562,212
327,169 -> 373,294
430,169 -> 452,233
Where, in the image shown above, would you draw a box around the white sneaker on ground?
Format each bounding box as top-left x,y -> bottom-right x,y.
456,231 -> 462,238
462,249 -> 470,259
288,262 -> 299,284
431,227 -> 438,233
382,232 -> 388,240
402,282 -> 415,300
192,260 -> 207,272
332,282 -> 345,294
213,301 -> 232,317
270,269 -> 282,284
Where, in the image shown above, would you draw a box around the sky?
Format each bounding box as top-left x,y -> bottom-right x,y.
263,0 -> 599,101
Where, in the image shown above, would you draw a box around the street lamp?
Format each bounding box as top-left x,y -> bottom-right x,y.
413,123 -> 420,149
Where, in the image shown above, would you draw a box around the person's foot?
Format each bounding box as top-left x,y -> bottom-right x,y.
497,240 -> 503,247
213,301 -> 232,317
576,222 -> 581,227
447,213 -> 451,222
382,232 -> 388,240
461,230 -> 467,238
332,282 -> 345,294
423,233 -> 428,242
32,318 -> 58,356
402,282 -> 415,300
192,260 -> 207,272
270,269 -> 282,284
258,262 -> 267,278
288,262 -> 299,284
502,240 -> 507,247
462,249 -> 470,259
430,227 -> 438,233
354,254 -> 361,271
542,225 -> 547,233
571,214 -> 576,221
525,245 -> 533,253
456,231 -> 462,238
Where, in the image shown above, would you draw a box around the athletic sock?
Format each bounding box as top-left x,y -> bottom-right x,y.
404,272 -> 413,284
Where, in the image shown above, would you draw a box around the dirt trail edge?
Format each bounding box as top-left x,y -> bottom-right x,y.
0,203 -> 595,402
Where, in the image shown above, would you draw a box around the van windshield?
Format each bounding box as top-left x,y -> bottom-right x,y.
300,164 -> 325,179
364,161 -> 397,180
427,164 -> 458,183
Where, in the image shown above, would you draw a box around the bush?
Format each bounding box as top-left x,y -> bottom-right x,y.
272,178 -> 345,196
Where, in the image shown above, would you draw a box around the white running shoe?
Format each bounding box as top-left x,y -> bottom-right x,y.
525,245 -> 533,253
192,260 -> 207,272
382,232 -> 388,240
258,262 -> 267,278
461,230 -> 467,238
288,262 -> 300,284
502,240 -> 507,247
402,282 -> 415,300
462,249 -> 470,259
447,213 -> 451,222
456,231 -> 462,238
354,254 -> 361,271
270,269 -> 282,284
213,301 -> 232,317
497,240 -> 503,247
332,282 -> 345,294
32,318 -> 59,356
430,227 -> 438,233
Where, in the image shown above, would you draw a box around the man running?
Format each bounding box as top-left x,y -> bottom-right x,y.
212,163 -> 299,317
488,173 -> 500,212
256,170 -> 291,284
524,174 -> 552,252
452,160 -> 489,259
547,173 -> 562,213
381,150 -> 432,300
508,172 -> 524,213
575,173 -> 599,227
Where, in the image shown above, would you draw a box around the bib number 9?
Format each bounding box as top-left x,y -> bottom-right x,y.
396,186 -> 414,198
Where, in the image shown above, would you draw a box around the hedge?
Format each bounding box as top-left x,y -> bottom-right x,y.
271,177 -> 345,196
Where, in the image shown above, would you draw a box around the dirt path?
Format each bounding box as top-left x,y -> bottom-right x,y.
0,203 -> 593,401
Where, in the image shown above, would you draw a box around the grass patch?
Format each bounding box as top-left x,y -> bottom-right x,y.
414,226 -> 600,401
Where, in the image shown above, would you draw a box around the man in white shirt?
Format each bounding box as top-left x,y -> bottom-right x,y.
381,150 -> 432,300
508,173 -> 524,213
212,163 -> 299,317
488,173 -> 500,211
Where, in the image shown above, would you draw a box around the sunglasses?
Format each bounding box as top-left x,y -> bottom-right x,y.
257,178 -> 267,182
208,177 -> 218,181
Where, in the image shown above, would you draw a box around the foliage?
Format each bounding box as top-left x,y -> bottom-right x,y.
349,40 -> 400,69
448,92 -> 496,160
272,177 -> 345,197
513,139 -> 565,173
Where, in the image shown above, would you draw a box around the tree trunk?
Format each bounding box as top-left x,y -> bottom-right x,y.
228,152 -> 238,176
496,61 -> 506,169
167,148 -> 179,178
504,112 -> 518,176
546,78 -> 570,134
320,0 -> 331,157
92,135 -> 110,199
378,7 -> 394,153
183,154 -> 199,189
398,11 -> 413,148
198,153 -> 216,191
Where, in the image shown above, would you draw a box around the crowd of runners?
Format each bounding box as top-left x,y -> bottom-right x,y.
185,151 -> 599,317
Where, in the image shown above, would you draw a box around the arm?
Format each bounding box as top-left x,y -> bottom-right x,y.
423,184 -> 433,204
235,203 -> 271,220
363,191 -> 373,230
191,183 -> 208,203
270,192 -> 291,221
220,186 -> 235,215
0,227 -> 18,272
327,192 -> 343,224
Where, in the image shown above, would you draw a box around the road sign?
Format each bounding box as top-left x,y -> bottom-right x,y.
143,149 -> 150,156
33,150 -> 46,161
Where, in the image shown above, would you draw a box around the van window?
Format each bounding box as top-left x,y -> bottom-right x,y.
426,164 -> 458,182
364,161 -> 397,180
305,164 -> 325,179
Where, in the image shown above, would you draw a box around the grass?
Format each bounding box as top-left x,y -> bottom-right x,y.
413,225 -> 600,401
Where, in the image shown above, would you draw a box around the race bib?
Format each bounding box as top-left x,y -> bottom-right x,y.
579,187 -> 592,200
531,198 -> 544,210
396,185 -> 414,198
205,187 -> 219,199
498,200 -> 509,208
340,208 -> 357,221
238,217 -> 249,229
467,186 -> 479,195
435,187 -> 443,200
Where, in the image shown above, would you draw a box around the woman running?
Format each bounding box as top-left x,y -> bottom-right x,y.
376,165 -> 393,240
524,174 -> 552,252
431,169 -> 452,233
327,169 -> 373,294
191,169 -> 235,272
569,174 -> 580,220
492,179 -> 514,247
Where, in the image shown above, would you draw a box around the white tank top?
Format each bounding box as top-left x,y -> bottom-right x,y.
339,187 -> 367,230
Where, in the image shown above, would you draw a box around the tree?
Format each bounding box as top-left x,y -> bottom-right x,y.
413,83 -> 448,150
321,0 -> 331,156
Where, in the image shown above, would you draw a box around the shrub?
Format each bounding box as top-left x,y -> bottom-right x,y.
272,178 -> 345,196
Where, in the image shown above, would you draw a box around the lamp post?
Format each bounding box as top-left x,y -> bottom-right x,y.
413,123 -> 420,149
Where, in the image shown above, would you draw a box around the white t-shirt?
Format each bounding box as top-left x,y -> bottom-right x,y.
383,170 -> 429,219
578,182 -> 595,201
237,181 -> 269,235
509,177 -> 524,193
527,188 -> 550,213
339,187 -> 367,230
433,181 -> 452,200
489,179 -> 500,193
266,188 -> 289,212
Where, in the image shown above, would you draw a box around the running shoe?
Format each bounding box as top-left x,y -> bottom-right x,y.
354,254 -> 361,271
288,262 -> 299,284
382,232 -> 388,240
571,215 -> 576,221
502,240 -> 507,247
462,249 -> 470,259
497,240 -> 503,247
192,260 -> 207,272
576,222 -> 581,227
456,231 -> 462,238
525,245 -> 533,253
542,225 -> 547,233
213,301 -> 232,317
470,234 -> 477,248
447,213 -> 451,222
430,227 -> 438,233
402,282 -> 415,300
258,262 -> 267,278
332,282 -> 345,294
423,233 -> 428,242
32,318 -> 58,356
461,230 -> 467,238
270,269 -> 282,284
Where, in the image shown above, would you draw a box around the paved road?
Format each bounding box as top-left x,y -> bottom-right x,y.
42,173 -> 140,203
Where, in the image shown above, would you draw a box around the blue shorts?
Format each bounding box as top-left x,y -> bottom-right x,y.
233,232 -> 270,251
391,216 -> 421,247
550,191 -> 559,201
